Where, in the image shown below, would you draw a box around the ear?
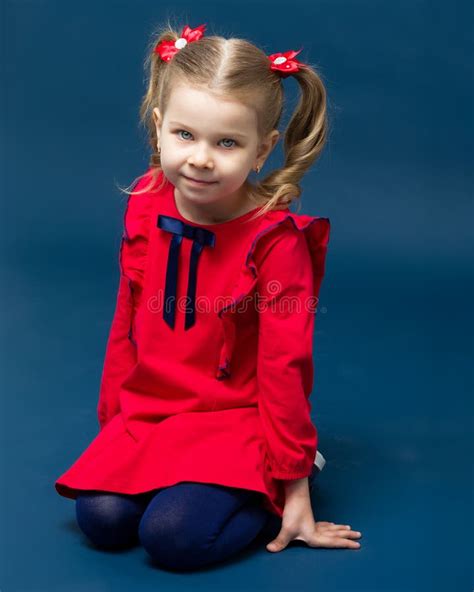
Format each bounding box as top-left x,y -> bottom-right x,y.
256,129 -> 280,163
152,107 -> 162,127
152,108 -> 162,143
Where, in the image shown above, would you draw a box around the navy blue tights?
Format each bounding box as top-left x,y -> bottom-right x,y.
75,468 -> 318,571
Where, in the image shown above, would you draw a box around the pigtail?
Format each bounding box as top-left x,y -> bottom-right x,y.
118,22 -> 180,197
140,25 -> 178,168
249,64 -> 329,217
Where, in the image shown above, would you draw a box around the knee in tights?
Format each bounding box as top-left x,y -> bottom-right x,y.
75,491 -> 151,550
138,483 -> 270,571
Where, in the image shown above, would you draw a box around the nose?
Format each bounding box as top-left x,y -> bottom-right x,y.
187,144 -> 214,169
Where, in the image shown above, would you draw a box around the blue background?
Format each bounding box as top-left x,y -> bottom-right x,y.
1,1 -> 472,590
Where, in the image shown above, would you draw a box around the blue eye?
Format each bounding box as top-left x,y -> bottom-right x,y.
177,130 -> 192,140
220,138 -> 236,149
174,129 -> 237,149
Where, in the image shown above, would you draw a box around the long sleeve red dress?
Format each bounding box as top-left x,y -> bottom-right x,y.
54,167 -> 331,518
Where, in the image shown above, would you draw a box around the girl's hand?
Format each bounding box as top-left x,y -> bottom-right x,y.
266,503 -> 362,552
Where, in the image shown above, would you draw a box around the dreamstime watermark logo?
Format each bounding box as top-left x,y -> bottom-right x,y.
146,280 -> 327,315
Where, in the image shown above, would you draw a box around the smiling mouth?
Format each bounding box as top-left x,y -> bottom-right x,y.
183,175 -> 216,185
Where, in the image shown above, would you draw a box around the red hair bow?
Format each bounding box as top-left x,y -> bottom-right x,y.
268,48 -> 304,78
154,24 -> 206,62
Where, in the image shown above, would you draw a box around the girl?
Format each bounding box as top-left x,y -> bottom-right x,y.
54,21 -> 362,571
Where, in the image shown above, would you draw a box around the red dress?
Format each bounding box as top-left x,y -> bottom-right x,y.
54,168 -> 331,518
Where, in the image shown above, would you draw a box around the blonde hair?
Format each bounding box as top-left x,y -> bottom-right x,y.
120,19 -> 330,221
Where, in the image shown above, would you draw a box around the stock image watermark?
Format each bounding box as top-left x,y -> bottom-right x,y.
146,281 -> 327,315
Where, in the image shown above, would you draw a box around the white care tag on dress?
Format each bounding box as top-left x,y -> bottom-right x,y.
314,450 -> 326,472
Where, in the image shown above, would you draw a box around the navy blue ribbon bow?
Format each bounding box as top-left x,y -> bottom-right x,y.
157,215 -> 216,330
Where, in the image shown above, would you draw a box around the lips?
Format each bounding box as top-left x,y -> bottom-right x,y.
183,175 -> 216,185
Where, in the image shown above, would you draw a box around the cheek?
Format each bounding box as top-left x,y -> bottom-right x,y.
222,157 -> 253,179
163,142 -> 190,166
160,148 -> 180,170
158,157 -> 179,184
219,150 -> 250,167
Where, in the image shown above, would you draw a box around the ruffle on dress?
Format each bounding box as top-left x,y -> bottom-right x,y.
119,175 -> 155,346
215,211 -> 331,380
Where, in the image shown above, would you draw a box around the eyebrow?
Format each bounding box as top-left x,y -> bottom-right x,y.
168,121 -> 249,139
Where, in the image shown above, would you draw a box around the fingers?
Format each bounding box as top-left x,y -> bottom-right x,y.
329,528 -> 362,542
333,529 -> 361,540
317,522 -> 361,536
334,538 -> 361,549
329,526 -> 361,537
318,522 -> 352,529
309,533 -> 361,549
313,521 -> 362,549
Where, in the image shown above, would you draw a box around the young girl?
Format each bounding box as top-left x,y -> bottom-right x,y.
54,21 -> 362,571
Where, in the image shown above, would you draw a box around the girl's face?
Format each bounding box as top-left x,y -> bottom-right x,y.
153,83 -> 279,222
